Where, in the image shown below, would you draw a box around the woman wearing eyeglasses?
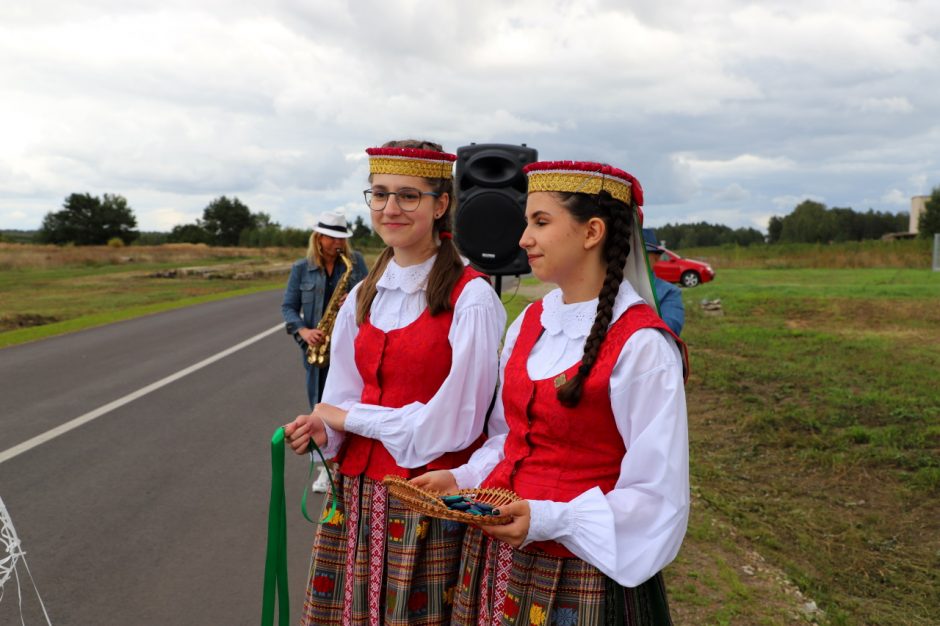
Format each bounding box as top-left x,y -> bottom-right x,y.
413,161 -> 689,625
284,140 -> 506,626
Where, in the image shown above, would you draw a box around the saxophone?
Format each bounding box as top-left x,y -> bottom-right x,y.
306,252 -> 353,368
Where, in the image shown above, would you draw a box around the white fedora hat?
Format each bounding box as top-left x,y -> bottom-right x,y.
313,210 -> 352,238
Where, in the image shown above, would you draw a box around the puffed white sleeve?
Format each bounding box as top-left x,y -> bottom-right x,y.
342,278 -> 507,467
450,306 -> 528,489
525,328 -> 689,588
317,282 -> 365,458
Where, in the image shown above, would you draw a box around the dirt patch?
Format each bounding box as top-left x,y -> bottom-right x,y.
669,496 -> 826,625
147,262 -> 293,280
683,383 -> 940,623
0,313 -> 60,331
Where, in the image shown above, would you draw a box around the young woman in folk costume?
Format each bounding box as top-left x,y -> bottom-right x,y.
413,161 -> 690,625
283,140 -> 506,626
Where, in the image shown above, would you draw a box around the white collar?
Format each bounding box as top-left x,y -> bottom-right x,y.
540,281 -> 645,340
377,254 -> 437,294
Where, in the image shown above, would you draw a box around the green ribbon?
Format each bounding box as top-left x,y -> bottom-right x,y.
261,427 -> 290,626
303,438 -> 339,525
261,428 -> 341,625
261,428 -> 341,626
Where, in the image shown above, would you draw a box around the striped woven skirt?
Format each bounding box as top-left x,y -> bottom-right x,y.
300,473 -> 467,626
450,526 -> 673,626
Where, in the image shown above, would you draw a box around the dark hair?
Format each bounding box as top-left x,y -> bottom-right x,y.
356,139 -> 463,325
553,190 -> 634,407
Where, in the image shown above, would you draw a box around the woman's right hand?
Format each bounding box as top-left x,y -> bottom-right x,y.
410,470 -> 458,495
299,328 -> 326,346
284,413 -> 327,455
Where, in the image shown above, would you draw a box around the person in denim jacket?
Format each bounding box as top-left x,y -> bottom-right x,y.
281,210 -> 368,410
647,243 -> 685,336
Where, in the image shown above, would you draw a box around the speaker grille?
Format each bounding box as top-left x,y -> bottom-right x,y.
454,143 -> 537,275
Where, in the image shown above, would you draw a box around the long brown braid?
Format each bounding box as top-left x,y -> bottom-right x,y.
555,190 -> 634,407
355,139 -> 463,325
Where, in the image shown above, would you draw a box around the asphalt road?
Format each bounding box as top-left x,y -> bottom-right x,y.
0,289 -> 326,625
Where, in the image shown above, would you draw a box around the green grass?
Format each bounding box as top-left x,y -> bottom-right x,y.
0,282 -> 283,348
674,268 -> 940,624
495,276 -> 545,332
0,258 -> 289,347
679,238 -> 931,269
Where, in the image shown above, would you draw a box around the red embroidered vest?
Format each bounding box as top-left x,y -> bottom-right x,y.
337,266 -> 488,481
483,299 -> 686,557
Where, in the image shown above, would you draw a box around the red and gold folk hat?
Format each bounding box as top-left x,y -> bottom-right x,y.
366,147 -> 457,179
523,160 -> 659,310
523,161 -> 644,209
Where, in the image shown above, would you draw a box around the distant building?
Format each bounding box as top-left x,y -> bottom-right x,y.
880,196 -> 926,240
910,196 -> 928,234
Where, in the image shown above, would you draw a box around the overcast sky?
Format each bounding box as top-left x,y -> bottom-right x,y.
2,0 -> 938,234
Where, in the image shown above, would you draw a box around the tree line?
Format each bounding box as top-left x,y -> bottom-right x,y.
31,193 -> 379,248
766,201 -> 909,244
25,187 -> 940,249
651,193 -> 940,249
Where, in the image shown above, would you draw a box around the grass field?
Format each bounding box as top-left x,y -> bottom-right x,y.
667,267 -> 939,625
2,242 -> 938,623
0,244 -> 303,347
678,238 -> 931,270
0,243 -> 327,347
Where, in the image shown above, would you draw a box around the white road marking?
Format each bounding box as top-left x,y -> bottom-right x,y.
0,323 -> 283,465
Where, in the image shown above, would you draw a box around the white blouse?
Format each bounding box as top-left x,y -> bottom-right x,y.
450,282 -> 689,588
317,254 -> 506,468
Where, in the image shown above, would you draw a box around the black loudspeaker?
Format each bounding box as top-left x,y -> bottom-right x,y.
454,143 -> 538,276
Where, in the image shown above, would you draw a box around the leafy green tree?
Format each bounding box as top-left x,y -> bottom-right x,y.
351,215 -> 371,239
201,196 -> 256,246
38,192 -> 138,245
253,212 -> 277,229
767,216 -> 783,243
99,194 -> 140,244
653,221 -> 765,249
731,227 -> 766,246
168,223 -> 211,244
136,231 -> 169,245
779,200 -> 832,243
919,186 -> 940,237
351,215 -> 382,248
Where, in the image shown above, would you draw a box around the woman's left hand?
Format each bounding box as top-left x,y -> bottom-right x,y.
313,402 -> 348,432
482,500 -> 531,548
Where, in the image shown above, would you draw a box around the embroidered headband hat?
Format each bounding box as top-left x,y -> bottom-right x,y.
523,160 -> 660,311
524,160 -> 644,211
366,147 -> 457,180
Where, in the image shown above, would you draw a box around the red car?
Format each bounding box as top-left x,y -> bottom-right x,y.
650,247 -> 715,287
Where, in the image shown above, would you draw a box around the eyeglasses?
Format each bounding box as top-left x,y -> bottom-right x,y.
363,188 -> 440,212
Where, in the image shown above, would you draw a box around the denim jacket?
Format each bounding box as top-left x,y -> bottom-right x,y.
281,251 -> 369,337
654,277 -> 685,337
282,251 -> 368,408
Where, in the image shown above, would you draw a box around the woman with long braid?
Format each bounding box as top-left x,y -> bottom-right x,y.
283,140 -> 506,625
414,161 -> 689,625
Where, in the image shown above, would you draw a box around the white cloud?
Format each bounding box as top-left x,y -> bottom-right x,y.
772,194 -> 826,210
680,154 -> 797,178
858,97 -> 914,114
752,212 -> 778,231
1,0 -> 938,231
880,189 -> 908,205
713,183 -> 751,202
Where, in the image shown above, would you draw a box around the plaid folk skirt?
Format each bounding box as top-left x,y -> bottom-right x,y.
300,473 -> 467,626
450,526 -> 673,626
